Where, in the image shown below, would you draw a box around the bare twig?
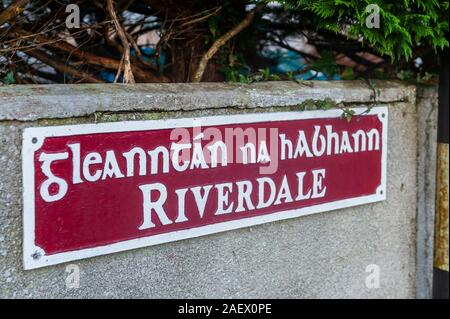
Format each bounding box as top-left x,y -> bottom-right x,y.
192,4 -> 264,82
125,29 -> 142,58
0,0 -> 31,26
178,6 -> 222,28
26,49 -> 103,83
9,28 -> 168,82
106,0 -> 135,84
114,55 -> 124,83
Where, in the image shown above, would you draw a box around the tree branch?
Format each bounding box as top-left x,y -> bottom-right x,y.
192,3 -> 264,82
106,0 -> 135,84
0,0 -> 30,26
26,49 -> 104,83
9,28 -> 168,82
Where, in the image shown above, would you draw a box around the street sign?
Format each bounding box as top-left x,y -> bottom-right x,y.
22,108 -> 387,269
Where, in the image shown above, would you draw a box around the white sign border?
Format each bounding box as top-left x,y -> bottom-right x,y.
22,107 -> 388,270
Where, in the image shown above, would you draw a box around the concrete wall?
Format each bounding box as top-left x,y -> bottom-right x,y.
415,85 -> 439,299
0,81 -> 424,298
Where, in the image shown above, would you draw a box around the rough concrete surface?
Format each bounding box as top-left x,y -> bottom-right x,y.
0,82 -> 419,298
415,85 -> 439,299
0,80 -> 415,121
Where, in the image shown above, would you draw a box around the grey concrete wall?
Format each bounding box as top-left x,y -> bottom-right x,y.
415,85 -> 439,299
0,81 -> 420,298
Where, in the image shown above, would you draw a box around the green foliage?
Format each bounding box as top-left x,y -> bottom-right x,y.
308,50 -> 339,79
341,108 -> 356,122
225,67 -> 282,83
1,72 -> 15,85
298,98 -> 336,111
396,69 -> 437,83
296,97 -> 368,122
341,67 -> 355,80
275,0 -> 449,60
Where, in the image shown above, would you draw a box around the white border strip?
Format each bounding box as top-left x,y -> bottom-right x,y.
22,107 -> 388,269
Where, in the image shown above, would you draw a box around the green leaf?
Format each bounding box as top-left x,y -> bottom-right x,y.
2,72 -> 15,85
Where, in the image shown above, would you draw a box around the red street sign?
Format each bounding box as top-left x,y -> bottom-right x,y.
22,108 -> 387,269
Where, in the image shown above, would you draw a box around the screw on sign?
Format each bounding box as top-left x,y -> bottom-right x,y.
22,109 -> 387,269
